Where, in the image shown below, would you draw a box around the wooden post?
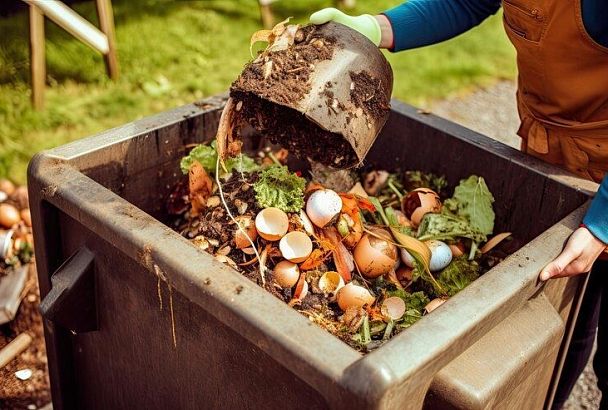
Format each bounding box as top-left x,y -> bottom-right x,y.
258,0 -> 274,29
29,3 -> 45,110
95,0 -> 119,80
336,0 -> 356,9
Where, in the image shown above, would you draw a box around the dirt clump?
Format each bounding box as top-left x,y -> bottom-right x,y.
232,92 -> 358,168
349,71 -> 391,121
231,25 -> 336,105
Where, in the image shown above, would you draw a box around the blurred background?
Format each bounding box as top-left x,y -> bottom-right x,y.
0,0 -> 515,185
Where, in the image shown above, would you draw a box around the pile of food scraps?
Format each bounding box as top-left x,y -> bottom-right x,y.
0,180 -> 33,277
168,143 -> 512,352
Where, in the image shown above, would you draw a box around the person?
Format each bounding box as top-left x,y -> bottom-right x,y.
309,1 -> 608,408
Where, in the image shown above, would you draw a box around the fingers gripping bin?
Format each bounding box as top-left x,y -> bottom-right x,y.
28,96 -> 597,410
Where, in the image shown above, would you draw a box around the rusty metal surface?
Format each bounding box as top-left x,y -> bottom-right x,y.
28,96 -> 594,409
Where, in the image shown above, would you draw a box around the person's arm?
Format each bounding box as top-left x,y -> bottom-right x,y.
383,0 -> 501,51
540,176 -> 608,280
310,0 -> 501,51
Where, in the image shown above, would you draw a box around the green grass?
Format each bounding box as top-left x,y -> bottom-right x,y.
0,0 -> 515,184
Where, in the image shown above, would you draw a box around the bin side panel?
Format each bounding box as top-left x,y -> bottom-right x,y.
57,211 -> 328,410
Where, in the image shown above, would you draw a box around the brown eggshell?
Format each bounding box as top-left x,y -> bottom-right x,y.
336,283 -> 375,311
234,215 -> 258,249
0,179 -> 15,196
0,204 -> 21,228
273,260 -> 300,288
20,208 -> 32,228
353,228 -> 398,279
10,186 -> 29,210
401,188 -> 442,227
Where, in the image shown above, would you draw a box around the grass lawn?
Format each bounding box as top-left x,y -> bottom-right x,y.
0,0 -> 516,184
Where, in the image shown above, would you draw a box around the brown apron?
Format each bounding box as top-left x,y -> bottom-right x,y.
502,0 -> 608,183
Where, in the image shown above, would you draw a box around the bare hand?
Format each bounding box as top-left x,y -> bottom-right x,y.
540,227 -> 606,281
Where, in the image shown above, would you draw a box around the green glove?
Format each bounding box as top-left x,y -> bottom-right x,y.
309,8 -> 381,46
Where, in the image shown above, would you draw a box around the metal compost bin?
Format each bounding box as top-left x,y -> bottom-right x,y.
28,96 -> 598,410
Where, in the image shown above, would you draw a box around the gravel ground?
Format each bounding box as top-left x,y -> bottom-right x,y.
431,80 -> 602,410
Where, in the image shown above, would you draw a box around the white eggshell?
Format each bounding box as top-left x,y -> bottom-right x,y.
400,248 -> 415,268
427,240 -> 453,272
273,260 -> 300,288
279,231 -> 313,263
255,207 -> 289,241
305,189 -> 342,228
425,298 -> 447,313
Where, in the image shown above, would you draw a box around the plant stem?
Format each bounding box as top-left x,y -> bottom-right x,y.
469,241 -> 478,261
382,319 -> 394,340
267,151 -> 281,166
387,179 -> 404,201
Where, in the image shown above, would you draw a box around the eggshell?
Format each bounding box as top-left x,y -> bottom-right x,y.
20,208 -> 32,228
336,283 -> 375,311
318,271 -> 345,296
0,179 -> 15,196
273,260 -> 300,288
425,298 -> 447,313
305,189 -> 342,228
234,215 -> 258,249
353,228 -> 398,278
0,204 -> 20,228
401,188 -> 441,227
255,207 -> 289,241
279,231 -> 313,263
426,240 -> 453,272
381,297 -> 406,320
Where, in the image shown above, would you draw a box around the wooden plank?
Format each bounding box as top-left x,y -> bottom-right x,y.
95,0 -> 119,80
29,3 -> 45,110
24,0 -> 109,54
0,333 -> 33,369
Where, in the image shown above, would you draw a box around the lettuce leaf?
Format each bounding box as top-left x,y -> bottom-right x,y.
417,212 -> 486,243
446,176 -> 495,236
253,165 -> 306,212
437,256 -> 480,297
180,142 -> 258,175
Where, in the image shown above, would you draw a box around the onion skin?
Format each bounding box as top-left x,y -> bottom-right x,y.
401,188 -> 441,228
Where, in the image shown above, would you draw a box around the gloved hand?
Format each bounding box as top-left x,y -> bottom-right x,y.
309,8 -> 382,46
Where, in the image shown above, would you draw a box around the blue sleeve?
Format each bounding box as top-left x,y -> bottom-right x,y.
383,0 -> 502,51
583,175 -> 608,244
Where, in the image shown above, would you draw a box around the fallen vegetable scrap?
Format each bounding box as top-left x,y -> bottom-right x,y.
169,142 -> 514,353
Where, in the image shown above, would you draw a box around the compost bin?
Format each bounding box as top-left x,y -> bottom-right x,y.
28,95 -> 599,410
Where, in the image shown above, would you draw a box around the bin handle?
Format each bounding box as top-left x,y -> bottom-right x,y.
39,246 -> 97,333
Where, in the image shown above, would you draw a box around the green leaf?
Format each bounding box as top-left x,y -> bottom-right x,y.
417,213 -> 487,243
180,142 -> 259,175
253,165 -> 306,212
437,256 -> 480,297
448,176 -> 495,235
